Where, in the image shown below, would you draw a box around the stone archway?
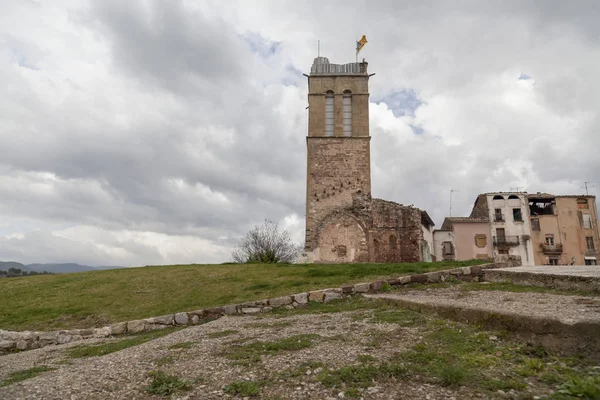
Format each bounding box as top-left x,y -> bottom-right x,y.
316,212 -> 368,262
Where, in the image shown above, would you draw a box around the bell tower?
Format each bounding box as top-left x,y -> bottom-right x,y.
304,56 -> 373,261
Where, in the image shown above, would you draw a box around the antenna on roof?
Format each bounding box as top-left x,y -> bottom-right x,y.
583,181 -> 596,196
510,187 -> 524,192
450,188 -> 459,217
317,40 -> 320,57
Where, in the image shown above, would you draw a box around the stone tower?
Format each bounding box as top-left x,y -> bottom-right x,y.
304,57 -> 373,262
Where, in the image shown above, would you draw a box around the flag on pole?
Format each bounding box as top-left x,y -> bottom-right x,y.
356,35 -> 368,55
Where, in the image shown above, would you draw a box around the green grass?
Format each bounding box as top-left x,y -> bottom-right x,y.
0,366 -> 55,387
145,370 -> 194,396
0,260 -> 486,331
168,341 -> 195,350
225,334 -> 320,365
223,380 -> 266,397
207,329 -> 238,339
67,327 -> 180,358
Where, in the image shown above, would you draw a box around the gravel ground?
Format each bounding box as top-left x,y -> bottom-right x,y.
369,286 -> 600,324
0,310 -> 485,400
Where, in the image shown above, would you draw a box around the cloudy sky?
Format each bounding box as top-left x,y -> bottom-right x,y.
1,0 -> 598,266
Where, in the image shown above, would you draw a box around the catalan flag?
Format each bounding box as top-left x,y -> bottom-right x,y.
356,35 -> 368,54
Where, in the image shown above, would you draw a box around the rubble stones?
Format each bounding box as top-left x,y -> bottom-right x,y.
353,283 -> 370,293
324,292 -> 342,303
127,320 -> 146,334
293,293 -> 308,305
308,290 -> 325,302
269,296 -> 293,307
110,322 -> 127,335
174,313 -> 189,325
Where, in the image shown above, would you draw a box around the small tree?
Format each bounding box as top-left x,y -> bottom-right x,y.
232,219 -> 302,263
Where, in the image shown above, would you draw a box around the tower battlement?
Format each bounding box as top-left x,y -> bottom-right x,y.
310,57 -> 368,75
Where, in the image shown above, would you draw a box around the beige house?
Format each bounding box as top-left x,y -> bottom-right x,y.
528,194 -> 599,265
433,217 -> 492,261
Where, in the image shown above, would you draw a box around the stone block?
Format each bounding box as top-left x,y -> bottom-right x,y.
308,290 -> 325,302
71,335 -> 83,342
127,320 -> 146,334
205,307 -> 224,316
397,276 -> 411,285
294,293 -> 308,305
426,272 -> 441,283
471,266 -> 482,275
460,267 -> 471,275
93,327 -> 111,337
110,322 -> 127,335
174,313 -> 189,325
223,304 -> 238,315
78,329 -> 94,337
190,315 -> 199,325
448,268 -> 463,275
387,278 -> 399,286
261,306 -> 273,313
341,285 -> 354,294
0,340 -> 15,349
152,315 -> 175,325
242,307 -> 262,314
370,280 -> 384,292
353,283 -> 370,293
269,296 -> 293,307
410,274 -> 428,284
57,334 -> 72,344
38,332 -> 58,342
16,340 -> 29,350
324,292 -> 342,303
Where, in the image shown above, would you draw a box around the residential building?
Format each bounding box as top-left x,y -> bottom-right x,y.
432,229 -> 454,261
435,217 -> 493,261
469,192 -> 535,265
528,193 -> 599,265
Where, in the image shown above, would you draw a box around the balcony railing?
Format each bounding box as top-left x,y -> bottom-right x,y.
494,215 -> 504,222
493,236 -> 520,246
540,243 -> 563,254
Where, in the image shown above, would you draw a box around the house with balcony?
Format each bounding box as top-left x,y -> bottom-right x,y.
469,192 -> 535,265
528,193 -> 599,265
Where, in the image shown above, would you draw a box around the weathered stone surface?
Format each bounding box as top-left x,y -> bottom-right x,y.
448,268 -> 463,275
426,272 -> 441,283
0,340 -> 15,349
191,315 -> 200,325
152,315 -> 175,325
223,304 -> 238,315
38,332 -> 58,342
397,276 -> 411,285
205,307 -> 224,315
57,334 -> 72,344
78,329 -> 94,337
127,320 -> 146,334
471,266 -> 483,275
269,296 -> 293,307
284,305 -> 295,310
387,279 -> 399,286
460,267 -> 472,275
174,312 -> 189,325
93,327 -> 111,337
242,307 -> 262,314
308,290 -> 325,302
110,322 -> 127,335
261,306 -> 273,313
71,335 -> 83,342
324,292 -> 342,303
410,274 -> 428,284
353,283 -> 371,293
370,280 -> 384,292
16,340 -> 29,350
341,285 -> 354,294
294,293 -> 308,305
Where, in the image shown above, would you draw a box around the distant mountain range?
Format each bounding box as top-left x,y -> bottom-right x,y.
0,261 -> 126,274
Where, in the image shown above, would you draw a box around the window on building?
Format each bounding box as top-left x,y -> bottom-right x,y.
508,195 -> 519,200
475,234 -> 487,247
512,208 -> 523,222
582,213 -> 593,230
442,241 -> 454,255
342,90 -> 352,137
545,234 -> 554,246
548,257 -> 559,265
493,195 -> 504,200
389,235 -> 397,249
531,218 -> 540,231
585,259 -> 597,265
577,198 -> 589,209
586,236 -> 595,251
498,249 -> 509,255
325,91 -> 334,136
494,208 -> 503,221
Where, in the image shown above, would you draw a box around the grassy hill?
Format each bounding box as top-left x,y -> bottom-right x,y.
0,260 -> 487,331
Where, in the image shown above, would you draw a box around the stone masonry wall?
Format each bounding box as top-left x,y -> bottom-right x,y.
305,137 -> 371,251
0,262 -> 518,354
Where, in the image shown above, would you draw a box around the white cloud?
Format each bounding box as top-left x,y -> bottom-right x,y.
0,0 -> 599,265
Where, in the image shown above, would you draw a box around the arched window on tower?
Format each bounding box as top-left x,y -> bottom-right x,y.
325,91 -> 334,137
343,90 -> 352,136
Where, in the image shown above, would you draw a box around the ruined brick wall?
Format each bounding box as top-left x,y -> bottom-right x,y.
305,137 -> 371,251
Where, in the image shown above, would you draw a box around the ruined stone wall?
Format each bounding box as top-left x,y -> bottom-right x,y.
305,137 -> 371,251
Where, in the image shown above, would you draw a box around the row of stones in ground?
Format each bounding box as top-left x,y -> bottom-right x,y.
0,264 -> 496,354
